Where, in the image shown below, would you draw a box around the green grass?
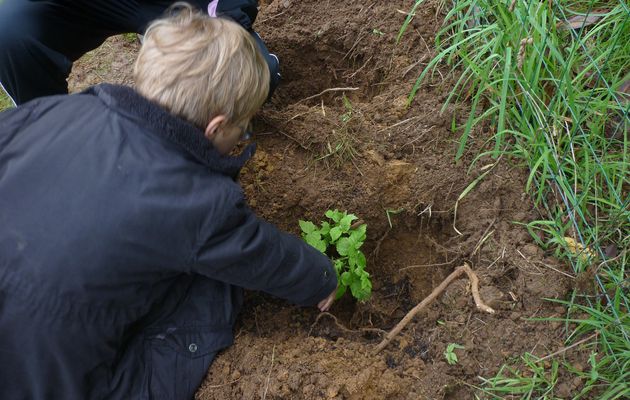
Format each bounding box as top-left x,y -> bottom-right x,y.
0,87 -> 13,111
400,0 -> 629,398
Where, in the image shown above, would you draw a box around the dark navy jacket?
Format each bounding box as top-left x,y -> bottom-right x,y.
0,84 -> 336,399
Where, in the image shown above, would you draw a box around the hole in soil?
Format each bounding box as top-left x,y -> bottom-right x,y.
308,213 -> 457,341
372,214 -> 454,304
271,40 -> 385,107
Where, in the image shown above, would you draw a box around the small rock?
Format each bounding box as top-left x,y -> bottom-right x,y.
556,382 -> 572,398
302,383 -> 315,395
326,386 -> 339,398
230,370 -> 241,380
554,306 -> 566,314
479,285 -> 503,309
521,243 -> 543,258
277,368 -> 289,382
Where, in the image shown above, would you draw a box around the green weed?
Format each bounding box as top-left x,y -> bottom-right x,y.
444,343 -> 465,365
316,95 -> 358,167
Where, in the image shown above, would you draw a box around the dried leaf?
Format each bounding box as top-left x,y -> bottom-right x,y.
604,244 -> 618,259
557,10 -> 609,31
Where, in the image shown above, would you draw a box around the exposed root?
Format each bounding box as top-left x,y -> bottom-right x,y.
373,263 -> 495,354
295,87 -> 359,104
308,312 -> 387,337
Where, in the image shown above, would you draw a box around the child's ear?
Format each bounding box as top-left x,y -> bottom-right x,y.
204,115 -> 227,140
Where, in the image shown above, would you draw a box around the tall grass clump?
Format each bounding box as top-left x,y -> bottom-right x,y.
400,0 -> 628,398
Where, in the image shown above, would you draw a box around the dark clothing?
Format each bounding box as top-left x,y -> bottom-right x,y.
0,0 -> 280,105
0,84 -> 335,399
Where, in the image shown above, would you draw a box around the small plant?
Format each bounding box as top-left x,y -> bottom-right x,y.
299,210 -> 371,301
340,94 -> 353,123
372,28 -> 384,36
316,95 -> 357,166
444,343 -> 465,365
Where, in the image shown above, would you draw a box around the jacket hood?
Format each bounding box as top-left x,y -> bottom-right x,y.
85,84 -> 255,178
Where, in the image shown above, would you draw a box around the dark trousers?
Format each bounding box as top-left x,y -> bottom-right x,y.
0,0 -> 279,105
109,277 -> 243,399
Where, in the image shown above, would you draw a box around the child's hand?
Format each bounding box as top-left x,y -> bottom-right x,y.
317,288 -> 336,312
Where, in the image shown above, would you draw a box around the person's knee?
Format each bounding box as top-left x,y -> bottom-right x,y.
249,31 -> 281,99
0,0 -> 36,51
266,52 -> 281,96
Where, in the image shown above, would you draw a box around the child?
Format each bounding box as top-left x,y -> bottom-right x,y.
0,5 -> 336,399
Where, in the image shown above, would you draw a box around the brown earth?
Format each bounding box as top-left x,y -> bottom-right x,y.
69,1 -> 584,399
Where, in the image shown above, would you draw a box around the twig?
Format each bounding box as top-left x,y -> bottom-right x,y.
343,32 -> 366,60
374,263 -> 494,353
261,345 -> 276,400
398,260 -> 454,272
204,377 -> 242,389
377,116 -> 422,133
308,312 -> 355,336
259,10 -> 286,24
345,56 -> 373,79
372,228 -> 390,258
472,218 -> 497,256
537,332 -> 598,362
350,219 -> 365,230
308,312 -> 386,337
295,87 -> 359,104
277,130 -> 309,151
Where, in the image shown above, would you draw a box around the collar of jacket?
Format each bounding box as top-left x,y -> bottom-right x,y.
84,83 -> 256,179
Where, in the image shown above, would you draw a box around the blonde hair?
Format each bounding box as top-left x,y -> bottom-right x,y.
134,4 -> 269,128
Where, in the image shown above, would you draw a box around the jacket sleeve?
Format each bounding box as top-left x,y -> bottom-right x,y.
192,188 -> 337,307
216,0 -> 259,30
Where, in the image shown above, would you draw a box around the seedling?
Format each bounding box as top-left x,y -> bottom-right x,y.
444,343 -> 464,365
340,94 -> 353,123
372,28 -> 384,36
317,95 -> 357,167
299,210 -> 371,301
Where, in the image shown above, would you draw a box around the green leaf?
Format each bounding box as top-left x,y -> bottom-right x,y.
325,209 -> 343,223
336,237 -> 351,256
339,213 -> 357,231
333,259 -> 345,275
350,270 -> 372,301
347,249 -> 358,267
356,251 -> 366,268
314,240 -> 327,253
320,221 -> 331,235
299,220 -> 317,234
340,270 -> 354,286
349,228 -> 366,248
329,226 -> 342,242
335,284 -> 347,300
305,231 -> 326,253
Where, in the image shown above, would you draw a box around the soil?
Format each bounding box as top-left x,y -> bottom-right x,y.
68,1 -> 585,399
